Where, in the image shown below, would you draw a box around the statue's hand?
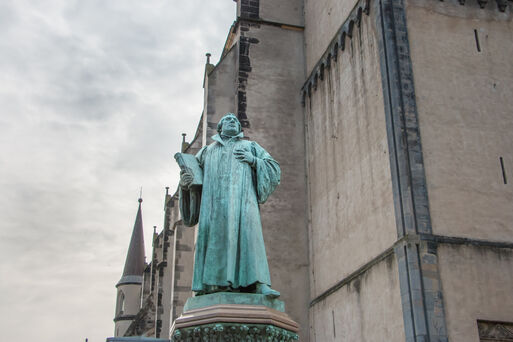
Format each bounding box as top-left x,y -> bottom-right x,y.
234,147 -> 256,166
179,170 -> 194,188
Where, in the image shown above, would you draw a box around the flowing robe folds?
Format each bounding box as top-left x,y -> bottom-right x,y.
179,133 -> 280,292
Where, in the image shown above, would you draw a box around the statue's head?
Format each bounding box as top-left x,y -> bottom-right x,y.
217,113 -> 242,136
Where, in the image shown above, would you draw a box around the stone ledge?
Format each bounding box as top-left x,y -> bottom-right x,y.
174,304 -> 298,332
184,292 -> 285,312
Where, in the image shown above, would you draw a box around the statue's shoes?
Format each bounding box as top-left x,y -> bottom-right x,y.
196,285 -> 229,295
256,283 -> 280,298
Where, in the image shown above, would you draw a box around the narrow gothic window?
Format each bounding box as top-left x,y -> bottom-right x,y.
117,291 -> 125,315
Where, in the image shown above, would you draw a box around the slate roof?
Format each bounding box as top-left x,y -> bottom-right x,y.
118,198 -> 146,286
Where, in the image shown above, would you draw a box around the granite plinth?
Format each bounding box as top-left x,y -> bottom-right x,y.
183,292 -> 285,312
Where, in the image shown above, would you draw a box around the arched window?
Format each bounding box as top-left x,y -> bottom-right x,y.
116,291 -> 125,315
121,294 -> 125,313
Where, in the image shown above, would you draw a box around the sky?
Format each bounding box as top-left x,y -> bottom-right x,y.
0,1 -> 235,341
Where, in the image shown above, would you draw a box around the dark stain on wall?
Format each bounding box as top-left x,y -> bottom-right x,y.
240,0 -> 259,20
237,21 -> 260,129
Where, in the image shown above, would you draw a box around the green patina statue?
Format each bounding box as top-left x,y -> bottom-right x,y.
178,113 -> 280,298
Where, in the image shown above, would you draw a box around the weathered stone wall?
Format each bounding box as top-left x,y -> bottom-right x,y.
259,0 -> 304,26
158,226 -> 174,337
303,5 -> 402,339
169,206 -> 195,325
304,0 -> 361,74
310,255 -> 404,341
151,228 -> 165,337
142,206 -> 180,339
236,0 -> 304,26
405,2 -> 513,340
204,45 -> 237,144
406,0 -> 513,242
141,265 -> 152,303
124,292 -> 156,337
437,244 -> 513,342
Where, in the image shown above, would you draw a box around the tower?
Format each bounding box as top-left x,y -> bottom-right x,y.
114,198 -> 146,337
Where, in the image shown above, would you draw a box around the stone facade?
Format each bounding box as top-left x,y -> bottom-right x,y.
113,0 -> 513,341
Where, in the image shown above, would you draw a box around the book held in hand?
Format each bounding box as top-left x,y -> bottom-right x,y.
174,153 -> 203,188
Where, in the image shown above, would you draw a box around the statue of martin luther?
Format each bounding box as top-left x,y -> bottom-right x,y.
178,113 -> 280,298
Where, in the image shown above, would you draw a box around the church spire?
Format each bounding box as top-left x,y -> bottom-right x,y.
118,197 -> 146,285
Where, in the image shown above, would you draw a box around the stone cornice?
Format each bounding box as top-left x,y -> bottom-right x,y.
301,0 -> 512,106
301,0 -> 370,106
309,232 -> 513,307
116,275 -> 143,287
449,0 -> 512,12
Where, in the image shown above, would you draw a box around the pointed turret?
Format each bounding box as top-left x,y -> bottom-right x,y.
119,198 -> 146,284
114,197 -> 146,337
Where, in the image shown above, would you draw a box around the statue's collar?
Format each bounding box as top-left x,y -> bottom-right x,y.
212,132 -> 244,145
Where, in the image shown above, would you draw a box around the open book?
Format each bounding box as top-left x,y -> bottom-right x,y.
174,152 -> 203,188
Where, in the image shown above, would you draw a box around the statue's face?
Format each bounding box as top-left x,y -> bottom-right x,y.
221,116 -> 240,136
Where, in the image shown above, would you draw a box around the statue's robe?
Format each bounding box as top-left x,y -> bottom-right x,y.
179,133 -> 280,292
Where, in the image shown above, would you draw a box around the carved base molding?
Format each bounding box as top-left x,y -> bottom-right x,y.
171,300 -> 299,342
172,322 -> 298,342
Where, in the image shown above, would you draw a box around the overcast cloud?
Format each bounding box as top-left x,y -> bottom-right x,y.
0,1 -> 235,341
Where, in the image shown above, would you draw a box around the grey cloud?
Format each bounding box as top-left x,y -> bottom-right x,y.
0,1 -> 235,341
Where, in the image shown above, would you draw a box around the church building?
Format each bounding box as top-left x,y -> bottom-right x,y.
110,0 -> 513,341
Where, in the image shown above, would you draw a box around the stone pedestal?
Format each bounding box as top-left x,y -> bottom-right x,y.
170,293 -> 299,341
